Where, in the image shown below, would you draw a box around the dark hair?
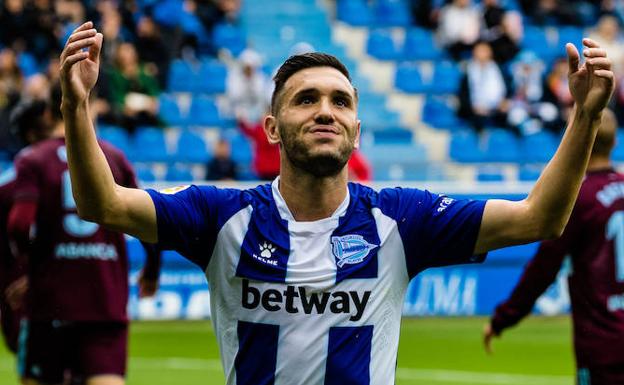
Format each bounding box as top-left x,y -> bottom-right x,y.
9,99 -> 49,142
271,52 -> 354,114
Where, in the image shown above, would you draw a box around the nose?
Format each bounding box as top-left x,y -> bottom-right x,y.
314,98 -> 335,125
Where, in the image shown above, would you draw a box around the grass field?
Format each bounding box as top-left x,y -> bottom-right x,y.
0,316 -> 575,385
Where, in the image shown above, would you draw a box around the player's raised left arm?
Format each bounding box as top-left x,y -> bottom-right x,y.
474,38 -> 614,254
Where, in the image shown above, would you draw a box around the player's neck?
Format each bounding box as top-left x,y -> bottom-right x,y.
278,163 -> 349,222
587,156 -> 612,172
50,121 -> 65,138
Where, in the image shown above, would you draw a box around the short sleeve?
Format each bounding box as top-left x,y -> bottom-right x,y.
146,185 -> 246,269
13,154 -> 40,202
379,188 -> 486,277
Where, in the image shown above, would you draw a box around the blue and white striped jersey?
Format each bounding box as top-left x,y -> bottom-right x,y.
147,179 -> 486,385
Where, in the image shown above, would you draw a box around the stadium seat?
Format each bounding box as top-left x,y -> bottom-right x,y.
167,59 -> 196,93
188,96 -> 224,127
518,164 -> 543,181
449,130 -> 485,162
196,60 -> 227,94
556,26 -> 585,53
430,61 -> 462,95
213,23 -> 247,57
613,131 -> 624,161
402,28 -> 444,61
366,30 -> 399,61
521,131 -> 558,163
394,64 -> 429,94
132,127 -> 170,162
358,108 -> 401,131
421,97 -> 464,129
224,131 -> 253,165
134,165 -> 157,182
373,0 -> 411,27
174,131 -> 211,163
372,128 -> 413,144
521,26 -> 555,61
98,125 -> 132,156
336,0 -> 373,26
158,94 -> 186,127
165,164 -> 194,182
477,166 -> 505,182
483,129 -> 520,162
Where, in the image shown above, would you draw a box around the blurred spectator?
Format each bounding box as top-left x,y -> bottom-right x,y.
409,0 -> 441,29
21,73 -> 51,102
0,0 -> 30,51
437,0 -> 481,60
226,49 -> 271,122
24,0 -> 60,63
135,15 -> 171,88
206,138 -> 238,180
238,115 -> 280,180
507,52 -> 559,135
458,42 -> 510,133
519,0 -> 582,26
98,3 -> 128,67
106,43 -> 161,133
188,0 -> 241,32
480,0 -> 522,64
0,48 -> 24,155
589,15 -> 624,73
348,150 -> 372,182
542,57 -> 574,128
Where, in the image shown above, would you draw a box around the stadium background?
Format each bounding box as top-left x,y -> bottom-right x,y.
1,0 -> 622,383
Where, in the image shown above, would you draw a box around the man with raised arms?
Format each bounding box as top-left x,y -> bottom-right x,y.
59,21 -> 613,385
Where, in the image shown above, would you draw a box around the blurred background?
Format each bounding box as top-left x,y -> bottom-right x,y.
1,0 -> 622,383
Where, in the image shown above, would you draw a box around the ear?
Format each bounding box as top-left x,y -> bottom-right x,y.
264,114 -> 281,144
353,120 -> 361,149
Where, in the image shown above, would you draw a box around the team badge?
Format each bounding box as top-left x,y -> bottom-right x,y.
159,185 -> 191,195
331,235 -> 378,268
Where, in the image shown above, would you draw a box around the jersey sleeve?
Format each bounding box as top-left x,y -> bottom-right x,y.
146,185 -> 246,269
379,187 -> 486,277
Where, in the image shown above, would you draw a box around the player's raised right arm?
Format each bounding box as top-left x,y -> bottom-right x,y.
60,22 -> 157,243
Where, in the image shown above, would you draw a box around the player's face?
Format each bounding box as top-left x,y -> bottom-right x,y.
268,67 -> 360,177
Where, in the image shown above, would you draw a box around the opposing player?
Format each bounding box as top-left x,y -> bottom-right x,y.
7,86 -> 161,385
484,109 -> 624,385
59,21 -> 614,384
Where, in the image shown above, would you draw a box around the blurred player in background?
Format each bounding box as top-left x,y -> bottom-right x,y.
484,109 -> 624,385
58,21 -> 613,384
0,100 -> 52,357
7,85 -> 161,385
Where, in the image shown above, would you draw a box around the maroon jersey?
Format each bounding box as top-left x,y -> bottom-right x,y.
13,138 -> 137,322
492,168 -> 624,368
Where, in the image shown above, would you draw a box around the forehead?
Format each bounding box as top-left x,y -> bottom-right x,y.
282,66 -> 355,98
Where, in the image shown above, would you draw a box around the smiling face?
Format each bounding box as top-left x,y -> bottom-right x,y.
265,66 -> 360,178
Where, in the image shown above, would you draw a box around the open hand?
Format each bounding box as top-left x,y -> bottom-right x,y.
567,38 -> 615,117
59,21 -> 103,110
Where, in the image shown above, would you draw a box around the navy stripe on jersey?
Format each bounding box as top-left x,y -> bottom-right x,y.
147,186 -> 248,269
376,187 -> 486,278
235,321 -> 279,385
325,325 -> 373,385
236,207 -> 290,283
332,184 -> 380,283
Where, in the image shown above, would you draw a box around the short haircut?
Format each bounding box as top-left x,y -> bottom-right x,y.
9,99 -> 48,142
271,52 -> 354,115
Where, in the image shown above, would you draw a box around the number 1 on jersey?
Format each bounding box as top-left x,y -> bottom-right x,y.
606,211 -> 624,282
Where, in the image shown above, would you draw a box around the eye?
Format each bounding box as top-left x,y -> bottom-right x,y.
298,95 -> 315,105
334,97 -> 349,107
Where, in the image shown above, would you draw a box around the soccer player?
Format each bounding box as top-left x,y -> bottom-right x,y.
484,109 -> 624,385
59,21 -> 614,385
7,86 -> 161,385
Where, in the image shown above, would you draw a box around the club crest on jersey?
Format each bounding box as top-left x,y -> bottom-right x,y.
331,235 -> 378,268
159,185 -> 191,195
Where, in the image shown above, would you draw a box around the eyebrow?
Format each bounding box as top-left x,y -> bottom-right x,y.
292,88 -> 355,102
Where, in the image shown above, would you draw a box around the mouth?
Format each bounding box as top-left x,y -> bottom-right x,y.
309,125 -> 340,135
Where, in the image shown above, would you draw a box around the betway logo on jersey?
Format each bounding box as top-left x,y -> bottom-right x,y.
241,279 -> 370,321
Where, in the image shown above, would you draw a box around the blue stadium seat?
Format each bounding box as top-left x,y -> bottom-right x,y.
483,129 -> 520,162
449,130 -> 485,162
18,52 -> 39,77
165,164 -> 194,182
521,26 -> 555,61
477,167 -> 505,182
556,26 -> 584,52
135,165 -> 157,182
132,127 -> 169,162
98,125 -> 131,156
213,23 -> 247,56
188,96 -> 224,127
358,108 -> 401,131
224,131 -> 253,165
394,64 -> 429,94
430,61 -> 461,95
167,59 -> 196,93
521,131 -> 558,163
158,94 -> 186,127
336,0 -> 373,26
373,0 -> 411,27
372,128 -> 413,144
518,164 -> 543,181
613,131 -> 624,161
174,131 -> 210,163
421,97 -> 464,129
366,30 -> 399,61
196,60 -> 227,94
402,28 -> 443,61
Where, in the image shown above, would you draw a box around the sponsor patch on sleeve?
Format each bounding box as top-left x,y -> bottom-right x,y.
159,185 -> 191,195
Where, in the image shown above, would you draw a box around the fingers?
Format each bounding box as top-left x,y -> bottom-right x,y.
582,38 -> 601,49
89,33 -> 103,62
71,20 -> 94,35
566,43 -> 580,74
